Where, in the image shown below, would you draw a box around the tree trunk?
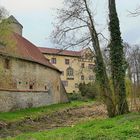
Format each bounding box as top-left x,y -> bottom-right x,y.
92,31 -> 116,117
83,0 -> 116,117
108,0 -> 129,114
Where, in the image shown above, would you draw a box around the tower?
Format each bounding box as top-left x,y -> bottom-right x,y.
7,15 -> 23,36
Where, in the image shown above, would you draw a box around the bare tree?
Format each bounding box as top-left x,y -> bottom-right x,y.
124,43 -> 140,111
0,7 -> 8,21
52,0 -> 116,117
0,7 -> 9,46
102,47 -> 112,77
129,5 -> 140,17
128,45 -> 140,85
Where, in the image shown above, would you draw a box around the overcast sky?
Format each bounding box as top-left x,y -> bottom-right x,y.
0,0 -> 140,48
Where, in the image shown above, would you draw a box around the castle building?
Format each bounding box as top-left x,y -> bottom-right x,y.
39,47 -> 95,93
0,15 -> 68,112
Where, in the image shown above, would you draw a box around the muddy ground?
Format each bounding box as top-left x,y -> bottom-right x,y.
0,102 -> 107,138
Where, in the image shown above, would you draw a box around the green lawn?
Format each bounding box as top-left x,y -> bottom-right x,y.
0,100 -> 93,123
4,113 -> 140,140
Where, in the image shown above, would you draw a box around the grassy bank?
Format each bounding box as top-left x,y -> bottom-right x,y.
4,113 -> 140,140
0,100 -> 93,123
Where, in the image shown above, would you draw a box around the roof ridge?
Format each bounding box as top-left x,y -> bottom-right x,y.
38,47 -> 81,53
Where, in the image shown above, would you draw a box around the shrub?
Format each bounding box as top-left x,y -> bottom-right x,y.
67,93 -> 82,101
78,82 -> 99,99
125,78 -> 133,96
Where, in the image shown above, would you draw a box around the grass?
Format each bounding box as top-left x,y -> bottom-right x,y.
0,100 -> 93,123
4,113 -> 140,140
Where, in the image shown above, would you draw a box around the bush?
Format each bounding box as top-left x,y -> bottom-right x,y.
67,93 -> 82,101
78,82 -> 99,99
125,78 -> 133,96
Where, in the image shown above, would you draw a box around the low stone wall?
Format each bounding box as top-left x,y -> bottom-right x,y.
0,90 -> 59,112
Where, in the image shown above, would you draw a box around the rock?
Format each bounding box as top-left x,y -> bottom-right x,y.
0,122 -> 7,129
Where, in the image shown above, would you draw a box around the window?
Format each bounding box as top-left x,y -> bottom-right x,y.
4,59 -> 10,69
66,67 -> 74,76
65,59 -> 70,65
75,83 -> 79,88
51,58 -> 56,64
57,85 -> 60,91
66,67 -> 74,80
29,84 -> 33,90
81,63 -> 85,68
89,75 -> 94,80
62,81 -> 68,87
81,75 -> 84,80
45,85 -> 47,90
88,64 -> 94,69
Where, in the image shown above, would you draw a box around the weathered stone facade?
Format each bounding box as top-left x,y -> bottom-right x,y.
0,91 -> 57,112
0,56 -> 60,91
0,52 -> 68,112
0,15 -> 68,112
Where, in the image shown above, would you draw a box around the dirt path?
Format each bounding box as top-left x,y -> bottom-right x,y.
0,102 -> 107,138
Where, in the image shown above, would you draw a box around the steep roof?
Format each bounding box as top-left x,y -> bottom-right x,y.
38,47 -> 82,57
7,15 -> 23,28
0,32 -> 60,72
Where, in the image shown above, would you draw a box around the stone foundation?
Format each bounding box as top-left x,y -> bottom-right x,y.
0,90 -> 68,112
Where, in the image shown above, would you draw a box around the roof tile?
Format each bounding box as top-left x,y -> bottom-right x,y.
38,47 -> 82,57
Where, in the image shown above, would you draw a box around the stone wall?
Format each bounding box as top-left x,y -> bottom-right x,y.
0,90 -> 64,112
10,22 -> 23,36
0,56 -> 68,112
0,56 -> 61,92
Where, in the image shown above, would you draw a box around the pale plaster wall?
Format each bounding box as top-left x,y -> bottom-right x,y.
44,54 -> 95,93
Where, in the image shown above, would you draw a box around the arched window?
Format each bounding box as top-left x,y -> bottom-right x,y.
66,67 -> 74,77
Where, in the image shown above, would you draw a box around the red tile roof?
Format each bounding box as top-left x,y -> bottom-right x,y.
0,32 -> 60,72
38,47 -> 82,57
